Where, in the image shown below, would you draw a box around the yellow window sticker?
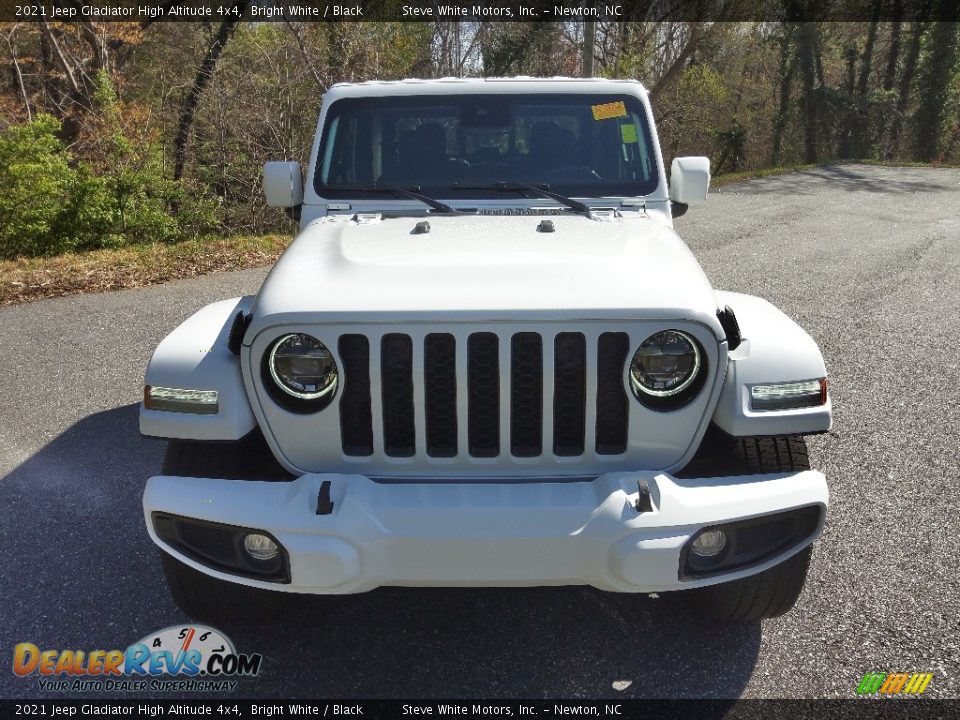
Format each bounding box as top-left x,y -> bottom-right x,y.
591,101 -> 627,121
620,123 -> 638,143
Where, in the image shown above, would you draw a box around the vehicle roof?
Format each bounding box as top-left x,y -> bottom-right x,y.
326,77 -> 649,96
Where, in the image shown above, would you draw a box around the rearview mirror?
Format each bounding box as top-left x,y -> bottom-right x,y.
669,157 -> 711,205
263,161 -> 303,208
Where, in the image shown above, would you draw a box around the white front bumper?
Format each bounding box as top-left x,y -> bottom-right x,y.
143,470 -> 828,593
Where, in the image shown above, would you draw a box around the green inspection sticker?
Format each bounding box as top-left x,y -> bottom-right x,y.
620,124 -> 638,143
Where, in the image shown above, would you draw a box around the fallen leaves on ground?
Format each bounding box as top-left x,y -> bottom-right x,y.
0,236 -> 289,307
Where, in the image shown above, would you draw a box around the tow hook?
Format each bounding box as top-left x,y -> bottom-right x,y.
316,480 -> 334,515
635,478 -> 653,513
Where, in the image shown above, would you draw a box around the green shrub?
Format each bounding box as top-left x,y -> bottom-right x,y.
0,115 -> 78,258
0,105 -> 221,260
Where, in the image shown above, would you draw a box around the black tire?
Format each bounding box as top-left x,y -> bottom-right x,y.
687,544 -> 813,621
161,429 -> 294,481
158,431 -> 292,623
160,551 -> 289,625
676,425 -> 810,478
680,426 -> 816,620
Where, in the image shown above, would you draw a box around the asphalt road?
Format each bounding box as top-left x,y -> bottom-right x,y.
1,164 -> 958,700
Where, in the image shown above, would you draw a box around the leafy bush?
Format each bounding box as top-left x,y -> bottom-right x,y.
0,97 -> 220,260
0,115 -> 80,258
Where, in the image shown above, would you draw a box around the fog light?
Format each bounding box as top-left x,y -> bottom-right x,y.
243,533 -> 279,561
691,530 -> 727,557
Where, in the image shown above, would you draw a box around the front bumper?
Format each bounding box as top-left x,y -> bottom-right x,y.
143,469 -> 828,594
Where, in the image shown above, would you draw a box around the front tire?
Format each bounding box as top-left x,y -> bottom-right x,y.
161,430 -> 293,480
160,552 -> 288,625
680,427 -> 817,620
687,545 -> 813,621
156,433 -> 292,623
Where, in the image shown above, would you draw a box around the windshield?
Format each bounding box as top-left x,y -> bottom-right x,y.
316,93 -> 659,201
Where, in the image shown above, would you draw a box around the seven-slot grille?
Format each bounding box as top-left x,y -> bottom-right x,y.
338,331 -> 630,460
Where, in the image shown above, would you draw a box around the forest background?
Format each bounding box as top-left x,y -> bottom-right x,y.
1,2 -> 957,295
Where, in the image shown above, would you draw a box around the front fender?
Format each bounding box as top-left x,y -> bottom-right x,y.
140,297 -> 257,441
712,291 -> 832,437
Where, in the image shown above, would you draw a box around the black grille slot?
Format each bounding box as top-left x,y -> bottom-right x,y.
468,332 -> 500,457
338,335 -> 373,456
381,334 -> 415,457
553,333 -> 586,456
733,518 -> 793,558
425,333 -> 458,457
595,332 -> 630,455
176,522 -> 237,568
510,333 -> 543,457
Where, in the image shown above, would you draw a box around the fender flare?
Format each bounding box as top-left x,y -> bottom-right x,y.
712,291 -> 832,437
140,297 -> 257,441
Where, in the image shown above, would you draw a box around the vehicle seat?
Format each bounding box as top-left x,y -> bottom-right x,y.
524,122 -> 577,180
391,124 -> 467,186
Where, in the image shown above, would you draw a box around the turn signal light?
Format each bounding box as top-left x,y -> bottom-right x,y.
750,379 -> 827,411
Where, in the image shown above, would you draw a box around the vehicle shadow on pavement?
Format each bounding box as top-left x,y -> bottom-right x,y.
242,589 -> 760,700
1,403 -> 759,702
728,163 -> 942,196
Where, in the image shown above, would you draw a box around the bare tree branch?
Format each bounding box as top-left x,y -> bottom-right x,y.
173,2 -> 248,179
4,24 -> 32,122
648,23 -> 702,104
284,21 -> 326,92
40,20 -> 81,96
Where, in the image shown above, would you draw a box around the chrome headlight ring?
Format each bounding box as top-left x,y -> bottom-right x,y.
629,329 -> 706,410
263,333 -> 338,411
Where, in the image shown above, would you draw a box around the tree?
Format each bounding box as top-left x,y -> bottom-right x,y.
173,2 -> 249,180
771,24 -> 798,165
796,21 -> 821,163
887,19 -> 928,156
912,12 -> 959,160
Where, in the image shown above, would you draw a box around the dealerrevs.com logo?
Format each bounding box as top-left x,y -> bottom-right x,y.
12,625 -> 262,692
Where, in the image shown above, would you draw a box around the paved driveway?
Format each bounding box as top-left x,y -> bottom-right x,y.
1,164 -> 957,699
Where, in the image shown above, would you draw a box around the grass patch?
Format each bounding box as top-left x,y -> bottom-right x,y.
712,163 -> 818,187
857,158 -> 960,169
0,235 -> 289,307
713,159 -> 959,188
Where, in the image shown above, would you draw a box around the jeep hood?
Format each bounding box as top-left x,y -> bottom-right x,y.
248,214 -> 721,333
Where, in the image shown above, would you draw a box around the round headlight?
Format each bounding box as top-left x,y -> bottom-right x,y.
630,330 -> 701,398
268,334 -> 338,400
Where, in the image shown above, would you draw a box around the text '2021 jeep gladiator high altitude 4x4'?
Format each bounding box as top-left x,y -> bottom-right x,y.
140,78 -> 831,623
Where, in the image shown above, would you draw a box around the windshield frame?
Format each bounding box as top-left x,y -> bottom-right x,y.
313,92 -> 661,203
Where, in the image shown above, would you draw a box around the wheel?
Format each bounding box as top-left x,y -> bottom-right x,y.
161,429 -> 294,481
157,430 -> 293,623
676,425 -> 811,478
160,551 -> 289,625
686,544 -> 813,621
679,427 -> 816,620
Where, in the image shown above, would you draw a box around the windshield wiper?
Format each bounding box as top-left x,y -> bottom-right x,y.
451,182 -> 591,216
339,183 -> 459,214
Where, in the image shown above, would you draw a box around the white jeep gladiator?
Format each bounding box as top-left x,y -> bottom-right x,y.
141,78 -> 831,623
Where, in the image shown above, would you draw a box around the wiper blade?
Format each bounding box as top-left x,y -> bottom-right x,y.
452,182 -> 590,216
341,183 -> 459,214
